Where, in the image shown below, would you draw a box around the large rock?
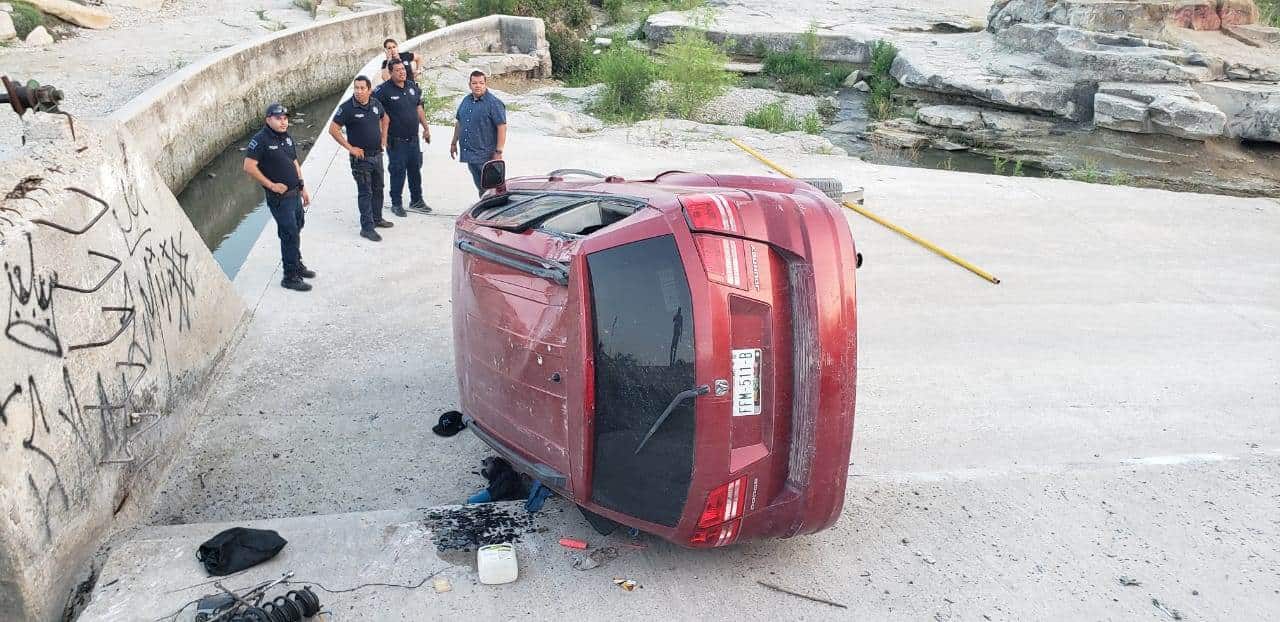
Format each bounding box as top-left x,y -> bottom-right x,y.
1194,81 -> 1280,142
1095,82 -> 1227,139
996,23 -> 1219,82
24,24 -> 53,45
694,87 -> 828,126
891,37 -> 1084,119
0,12 -> 15,42
915,104 -> 1060,136
643,10 -> 877,62
916,105 -> 984,130
988,0 -> 1260,36
27,0 -> 114,30
1224,23 -> 1280,47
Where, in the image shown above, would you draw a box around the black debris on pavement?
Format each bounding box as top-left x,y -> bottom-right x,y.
423,504 -> 535,552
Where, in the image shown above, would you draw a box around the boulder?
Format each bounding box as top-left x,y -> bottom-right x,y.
916,105 -> 984,130
989,0 -> 1259,36
1223,23 -> 1280,48
24,25 -> 53,45
1094,82 -> 1227,140
842,70 -> 864,87
995,23 -> 1217,82
891,40 -> 1082,119
1,3 -> 12,13
27,0 -> 113,30
1194,81 -> 1280,142
0,12 -> 14,42
868,119 -> 932,149
643,10 -> 876,63
852,80 -> 871,92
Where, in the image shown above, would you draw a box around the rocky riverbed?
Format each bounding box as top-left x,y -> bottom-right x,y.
631,0 -> 1280,196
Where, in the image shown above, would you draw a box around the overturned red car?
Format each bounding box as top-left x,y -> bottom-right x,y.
452,167 -> 858,548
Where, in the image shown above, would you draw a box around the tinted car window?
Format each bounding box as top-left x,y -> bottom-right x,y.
588,235 -> 696,527
473,193 -> 588,227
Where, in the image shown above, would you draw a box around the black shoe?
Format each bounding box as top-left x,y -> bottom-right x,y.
391,205 -> 407,217
281,276 -> 312,291
296,264 -> 317,279
375,220 -> 394,228
360,229 -> 382,242
408,200 -> 433,213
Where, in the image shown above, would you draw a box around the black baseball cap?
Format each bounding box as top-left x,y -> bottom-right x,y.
264,103 -> 289,117
432,410 -> 467,437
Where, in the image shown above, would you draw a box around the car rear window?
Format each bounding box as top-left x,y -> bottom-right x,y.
473,193 -> 589,228
588,234 -> 696,527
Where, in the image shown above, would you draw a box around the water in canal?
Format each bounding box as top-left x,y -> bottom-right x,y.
177,91 -> 344,279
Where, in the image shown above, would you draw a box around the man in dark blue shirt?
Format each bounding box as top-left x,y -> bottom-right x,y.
329,75 -> 391,241
450,70 -> 507,196
243,102 -> 314,292
374,60 -> 432,216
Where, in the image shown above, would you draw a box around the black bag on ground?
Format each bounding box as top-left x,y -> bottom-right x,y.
196,527 -> 287,575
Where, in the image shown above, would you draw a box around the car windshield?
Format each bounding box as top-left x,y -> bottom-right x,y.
587,234 -> 696,527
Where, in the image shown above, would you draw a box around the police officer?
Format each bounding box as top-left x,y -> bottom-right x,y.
329,75 -> 391,241
375,59 -> 432,216
243,102 -> 314,292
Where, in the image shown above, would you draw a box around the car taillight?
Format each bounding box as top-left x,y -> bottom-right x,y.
681,193 -> 742,234
689,520 -> 740,547
694,235 -> 749,290
691,476 -> 747,547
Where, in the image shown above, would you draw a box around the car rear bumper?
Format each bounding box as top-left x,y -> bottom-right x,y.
463,415 -> 569,490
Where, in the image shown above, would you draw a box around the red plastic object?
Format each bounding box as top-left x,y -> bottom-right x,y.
453,170 -> 858,548
558,538 -> 589,550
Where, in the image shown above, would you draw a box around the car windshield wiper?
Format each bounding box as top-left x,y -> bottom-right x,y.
633,384 -> 709,454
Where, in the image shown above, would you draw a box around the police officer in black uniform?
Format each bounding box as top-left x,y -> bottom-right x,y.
329,75 -> 391,241
243,102 -> 314,292
375,59 -> 432,216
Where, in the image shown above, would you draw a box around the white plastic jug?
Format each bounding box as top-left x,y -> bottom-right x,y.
477,543 -> 518,585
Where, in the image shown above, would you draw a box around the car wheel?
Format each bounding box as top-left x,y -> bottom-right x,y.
798,177 -> 844,200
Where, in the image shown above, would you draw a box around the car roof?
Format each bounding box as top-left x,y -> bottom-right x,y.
502,172 -> 792,211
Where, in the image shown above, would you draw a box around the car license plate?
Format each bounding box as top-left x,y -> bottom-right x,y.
731,348 -> 761,416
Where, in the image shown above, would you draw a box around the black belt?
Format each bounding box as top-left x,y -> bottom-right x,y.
389,136 -> 416,142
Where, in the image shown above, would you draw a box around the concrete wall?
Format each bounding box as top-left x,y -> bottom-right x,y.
0,117 -> 245,621
111,7 -> 405,195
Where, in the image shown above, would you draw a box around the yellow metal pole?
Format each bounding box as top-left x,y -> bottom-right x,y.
729,138 -> 1001,285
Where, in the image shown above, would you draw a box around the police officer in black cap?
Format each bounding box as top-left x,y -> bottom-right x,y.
243,102 -> 315,292
329,75 -> 392,241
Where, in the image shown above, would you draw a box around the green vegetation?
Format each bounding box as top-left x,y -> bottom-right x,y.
656,25 -> 735,119
589,46 -> 660,120
742,103 -> 823,134
422,83 -> 455,120
1012,159 -> 1025,177
1259,0 -> 1279,27
604,0 -> 626,22
1061,160 -> 1138,186
991,155 -> 1007,175
394,0 -> 447,37
865,40 -> 899,120
8,1 -> 42,40
759,28 -> 854,95
448,0 -> 594,79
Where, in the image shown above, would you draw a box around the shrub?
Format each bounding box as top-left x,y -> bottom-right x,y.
801,112 -> 822,134
1260,0 -> 1279,27
865,39 -> 900,120
657,27 -> 735,119
744,102 -> 796,133
604,0 -> 625,22
760,26 -> 854,95
547,25 -> 595,81
11,2 -> 44,40
395,0 -> 448,37
590,46 -> 659,120
743,103 -> 823,134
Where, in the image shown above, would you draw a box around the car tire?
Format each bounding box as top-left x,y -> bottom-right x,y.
798,177 -> 844,200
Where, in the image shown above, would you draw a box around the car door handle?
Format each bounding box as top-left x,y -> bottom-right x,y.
456,239 -> 569,285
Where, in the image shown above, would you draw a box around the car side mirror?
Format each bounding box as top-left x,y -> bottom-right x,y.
481,159 -> 506,190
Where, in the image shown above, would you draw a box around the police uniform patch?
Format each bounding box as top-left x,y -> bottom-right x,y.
248,139 -> 258,149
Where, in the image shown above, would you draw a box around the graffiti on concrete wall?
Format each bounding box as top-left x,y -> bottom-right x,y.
1,175 -> 202,546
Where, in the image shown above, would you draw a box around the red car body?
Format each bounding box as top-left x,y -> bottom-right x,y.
452,170 -> 858,548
